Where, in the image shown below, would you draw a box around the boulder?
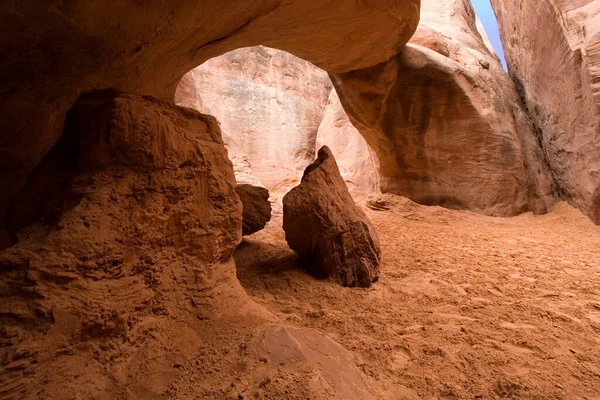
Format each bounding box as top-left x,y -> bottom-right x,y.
282,146 -> 381,287
236,184 -> 272,235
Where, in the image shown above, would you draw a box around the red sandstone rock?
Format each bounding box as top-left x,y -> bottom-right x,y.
236,184 -> 272,235
0,90 -> 251,398
8,89 -> 241,259
282,146 -> 381,288
490,0 -> 600,223
332,0 -> 557,217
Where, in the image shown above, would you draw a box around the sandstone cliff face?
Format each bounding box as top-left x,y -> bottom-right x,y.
176,46 -> 380,206
176,46 -> 332,193
0,0 -> 420,247
316,90 -> 381,201
490,0 -> 600,223
332,0 -> 557,216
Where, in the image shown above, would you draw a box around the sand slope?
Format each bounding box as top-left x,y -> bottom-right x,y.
236,195 -> 600,399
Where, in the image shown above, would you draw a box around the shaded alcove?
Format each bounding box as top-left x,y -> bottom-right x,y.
172,45 -> 385,290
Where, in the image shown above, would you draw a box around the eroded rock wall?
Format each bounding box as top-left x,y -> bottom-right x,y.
0,90 -> 252,398
490,0 -> 600,223
332,0 -> 557,216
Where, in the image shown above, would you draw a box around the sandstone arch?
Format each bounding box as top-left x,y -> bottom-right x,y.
0,0 -> 420,247
174,1 -> 559,219
0,2 -> 423,397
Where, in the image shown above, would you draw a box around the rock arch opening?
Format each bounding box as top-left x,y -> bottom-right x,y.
175,46 -> 381,222
0,1 -> 421,250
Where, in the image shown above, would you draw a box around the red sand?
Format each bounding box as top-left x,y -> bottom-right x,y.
235,196 -> 600,399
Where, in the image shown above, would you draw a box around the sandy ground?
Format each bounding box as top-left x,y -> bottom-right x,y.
235,195 -> 600,399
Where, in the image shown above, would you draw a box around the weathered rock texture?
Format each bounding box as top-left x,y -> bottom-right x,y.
490,0 -> 600,223
0,0 -> 420,248
7,91 -> 242,253
332,0 -> 558,216
283,146 -> 381,288
236,184 -> 272,236
0,3 -> 421,397
176,46 -> 380,206
0,90 -> 251,398
176,46 -> 332,193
